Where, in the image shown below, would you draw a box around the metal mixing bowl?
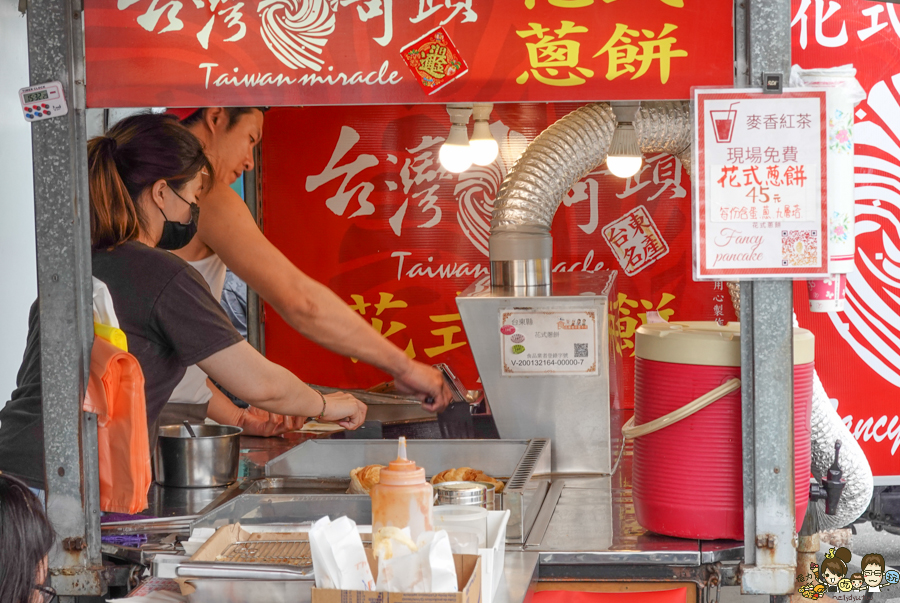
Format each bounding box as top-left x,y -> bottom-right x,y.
154,424 -> 243,488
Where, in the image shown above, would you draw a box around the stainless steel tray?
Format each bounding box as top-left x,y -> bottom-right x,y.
264,438 -> 551,543
243,477 -> 351,496
191,494 -> 371,532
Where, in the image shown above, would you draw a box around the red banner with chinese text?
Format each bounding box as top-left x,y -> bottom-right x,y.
83,0 -> 733,107
259,103 -> 734,409
792,0 -> 900,480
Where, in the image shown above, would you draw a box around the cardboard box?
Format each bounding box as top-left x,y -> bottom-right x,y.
311,551 -> 482,603
179,522 -> 482,603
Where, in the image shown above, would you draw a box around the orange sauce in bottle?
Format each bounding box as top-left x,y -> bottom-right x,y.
371,437 -> 433,543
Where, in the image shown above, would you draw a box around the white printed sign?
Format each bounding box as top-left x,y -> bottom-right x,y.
694,88 -> 829,279
500,310 -> 598,376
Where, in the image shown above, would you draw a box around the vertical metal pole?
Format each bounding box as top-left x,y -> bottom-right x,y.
741,281 -> 796,594
740,0 -> 797,595
735,0 -> 755,571
27,0 -> 104,597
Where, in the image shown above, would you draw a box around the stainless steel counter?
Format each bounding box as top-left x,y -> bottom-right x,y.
495,551 -> 539,603
137,424 -> 743,599
149,431 -> 744,559
526,422 -> 744,586
532,476 -> 743,565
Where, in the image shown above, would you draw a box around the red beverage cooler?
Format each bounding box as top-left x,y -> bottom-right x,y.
631,322 -> 814,540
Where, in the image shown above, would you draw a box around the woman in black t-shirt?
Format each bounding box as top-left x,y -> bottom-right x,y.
0,114 -> 366,489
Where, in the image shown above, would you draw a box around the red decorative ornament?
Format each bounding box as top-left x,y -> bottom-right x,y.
400,27 -> 469,95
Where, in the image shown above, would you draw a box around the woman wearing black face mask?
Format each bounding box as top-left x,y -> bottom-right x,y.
157,184 -> 200,250
0,114 -> 367,491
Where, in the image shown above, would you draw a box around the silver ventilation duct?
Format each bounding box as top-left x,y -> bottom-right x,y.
489,103 -> 617,290
487,101 -> 695,292
634,101 -> 693,177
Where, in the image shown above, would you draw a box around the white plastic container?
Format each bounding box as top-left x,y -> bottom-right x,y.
479,509 -> 511,603
434,504 -> 488,553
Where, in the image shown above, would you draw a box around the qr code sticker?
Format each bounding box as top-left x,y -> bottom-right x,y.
781,230 -> 818,267
574,343 -> 589,358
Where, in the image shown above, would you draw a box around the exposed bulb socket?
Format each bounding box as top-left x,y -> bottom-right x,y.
440,104 -> 474,173
606,122 -> 643,178
470,103 -> 498,166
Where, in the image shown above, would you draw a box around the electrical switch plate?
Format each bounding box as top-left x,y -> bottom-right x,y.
763,72 -> 783,94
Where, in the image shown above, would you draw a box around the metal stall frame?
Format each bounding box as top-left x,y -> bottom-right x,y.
23,0 -> 797,599
736,0 -> 798,598
26,0 -> 106,598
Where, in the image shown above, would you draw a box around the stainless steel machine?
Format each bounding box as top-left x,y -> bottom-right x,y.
453,103 -> 625,476
457,271 -> 621,474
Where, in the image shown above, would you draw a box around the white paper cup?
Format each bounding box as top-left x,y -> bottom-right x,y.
807,274 -> 847,312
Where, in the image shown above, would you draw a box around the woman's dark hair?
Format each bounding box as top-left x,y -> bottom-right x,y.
180,107 -> 267,130
821,547 -> 852,579
0,473 -> 55,603
87,112 -> 213,250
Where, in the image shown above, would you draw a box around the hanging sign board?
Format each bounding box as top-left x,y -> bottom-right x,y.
82,0 -> 733,107
693,88 -> 828,280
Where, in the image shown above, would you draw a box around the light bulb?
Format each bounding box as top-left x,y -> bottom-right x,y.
469,119 -> 499,166
605,122 -> 643,178
606,156 -> 643,178
439,123 -> 472,173
440,144 -> 473,173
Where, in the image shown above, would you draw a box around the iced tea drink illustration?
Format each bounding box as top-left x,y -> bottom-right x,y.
711,102 -> 740,143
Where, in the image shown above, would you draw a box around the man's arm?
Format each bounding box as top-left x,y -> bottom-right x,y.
206,379 -> 306,436
197,182 -> 451,410
197,341 -> 367,428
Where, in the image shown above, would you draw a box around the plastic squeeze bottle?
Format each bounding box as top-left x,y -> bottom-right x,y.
371,437 -> 433,543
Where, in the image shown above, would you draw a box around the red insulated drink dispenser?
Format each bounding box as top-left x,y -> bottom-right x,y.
630,321 -> 814,540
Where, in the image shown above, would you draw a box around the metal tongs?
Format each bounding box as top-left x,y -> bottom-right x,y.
310,385 -> 423,406
311,364 -> 477,438
432,363 -> 475,439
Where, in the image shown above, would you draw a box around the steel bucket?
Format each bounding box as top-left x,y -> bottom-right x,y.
154,424 -> 242,488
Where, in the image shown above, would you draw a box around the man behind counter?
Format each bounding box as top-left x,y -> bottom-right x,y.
161,107 -> 451,430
